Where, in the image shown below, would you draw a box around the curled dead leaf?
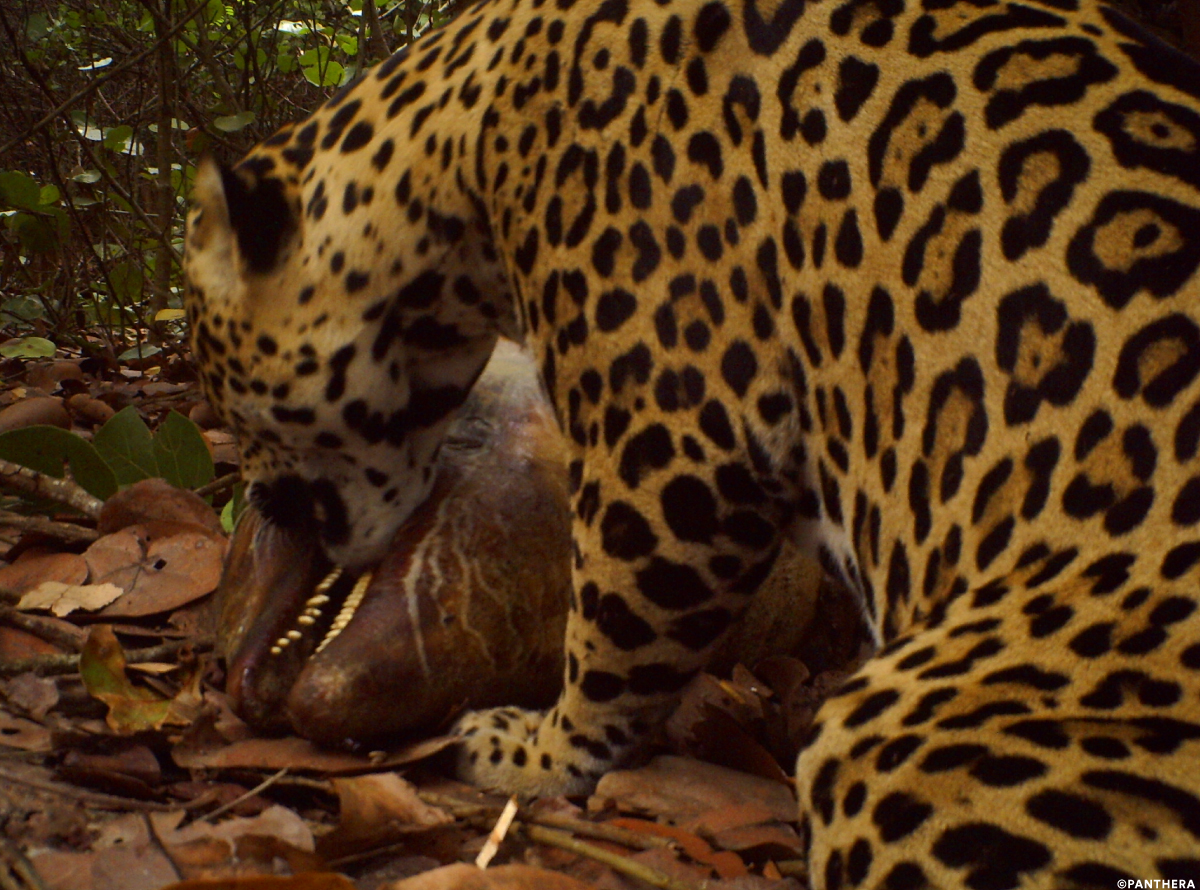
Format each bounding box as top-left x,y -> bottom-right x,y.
82,524 -> 225,617
18,580 -> 124,616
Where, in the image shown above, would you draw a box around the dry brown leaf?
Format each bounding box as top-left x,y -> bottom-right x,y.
384,863 -> 596,890
0,551 -> 89,594
160,876 -> 357,889
66,393 -> 116,426
62,743 -> 162,786
0,711 -> 52,752
1,672 -> 59,719
334,773 -> 453,830
31,813 -> 182,890
317,773 -> 455,859
173,731 -> 455,774
19,581 -> 124,616
98,478 -> 225,537
592,756 -> 796,824
150,805 -> 315,853
0,625 -> 65,658
82,525 -> 224,617
708,822 -> 805,861
0,396 -> 70,431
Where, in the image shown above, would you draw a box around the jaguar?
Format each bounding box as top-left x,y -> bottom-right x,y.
184,0 -> 1200,884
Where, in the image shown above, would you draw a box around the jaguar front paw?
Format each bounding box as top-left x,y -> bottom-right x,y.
453,706 -> 597,797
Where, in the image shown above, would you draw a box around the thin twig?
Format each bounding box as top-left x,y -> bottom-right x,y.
0,460 -> 104,519
0,608 -> 89,652
530,811 -> 676,851
414,791 -> 676,851
0,765 -> 178,812
0,836 -> 51,890
520,824 -> 705,890
0,510 -> 99,545
193,471 -> 240,499
202,767 -> 289,823
0,637 -> 212,677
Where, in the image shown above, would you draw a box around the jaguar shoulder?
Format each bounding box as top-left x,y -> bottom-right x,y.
185,0 -> 1200,885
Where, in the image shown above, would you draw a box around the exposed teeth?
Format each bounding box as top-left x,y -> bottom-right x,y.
313,567 -> 343,595
314,571 -> 371,655
265,566 -> 370,661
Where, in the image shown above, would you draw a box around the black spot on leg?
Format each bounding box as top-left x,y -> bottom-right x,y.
601,501 -> 658,560
932,823 -> 1052,886
661,475 -> 719,543
636,557 -> 714,609
619,424 -> 675,488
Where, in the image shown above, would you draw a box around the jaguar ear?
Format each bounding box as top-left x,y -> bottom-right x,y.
191,156 -> 297,275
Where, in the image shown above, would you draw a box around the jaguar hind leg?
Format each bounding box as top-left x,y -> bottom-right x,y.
796,578 -> 1200,889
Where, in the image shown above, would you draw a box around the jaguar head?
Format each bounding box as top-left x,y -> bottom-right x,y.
184,156 -> 512,569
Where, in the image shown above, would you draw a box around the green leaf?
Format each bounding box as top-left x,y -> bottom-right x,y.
71,169 -> 101,184
93,406 -> 157,485
25,13 -> 50,41
153,411 -> 214,490
108,261 -> 144,303
324,60 -> 346,87
92,407 -> 214,491
10,213 -> 63,253
0,426 -> 117,501
117,344 -> 161,362
103,125 -> 133,152
1,296 -> 46,322
213,111 -> 257,133
38,184 -> 60,205
0,337 -> 56,359
0,171 -> 40,210
220,481 -> 245,533
80,626 -> 172,733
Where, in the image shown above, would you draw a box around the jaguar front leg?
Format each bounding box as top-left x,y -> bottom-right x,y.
455,457 -> 790,797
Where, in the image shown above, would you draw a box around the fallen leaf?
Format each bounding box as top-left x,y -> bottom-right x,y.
173,731 -> 454,774
0,711 -> 52,752
317,773 -> 454,859
0,396 -> 70,431
19,581 -> 124,616
0,625 -> 64,658
592,756 -> 796,824
708,822 -> 805,861
98,478 -> 225,536
0,551 -> 89,594
383,863 -> 596,889
603,818 -> 747,879
31,813 -> 181,890
1,672 -> 59,719
150,805 -> 315,853
79,625 -> 195,733
83,525 -> 224,617
159,876 -> 357,889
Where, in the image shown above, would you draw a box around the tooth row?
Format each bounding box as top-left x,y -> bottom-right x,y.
269,567 -> 344,655
314,571 -> 372,655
